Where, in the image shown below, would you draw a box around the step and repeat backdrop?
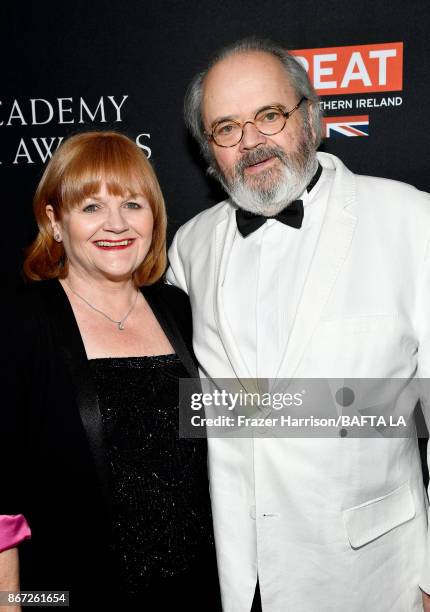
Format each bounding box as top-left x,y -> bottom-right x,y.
2,0 -> 429,287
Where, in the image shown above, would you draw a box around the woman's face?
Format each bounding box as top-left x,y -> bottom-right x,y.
47,182 -> 154,283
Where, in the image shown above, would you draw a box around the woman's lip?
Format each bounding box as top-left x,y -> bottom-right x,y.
245,157 -> 276,174
93,238 -> 136,250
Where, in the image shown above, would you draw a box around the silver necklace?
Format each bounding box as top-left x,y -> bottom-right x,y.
64,281 -> 139,330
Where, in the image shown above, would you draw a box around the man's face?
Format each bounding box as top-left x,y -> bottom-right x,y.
202,51 -> 317,215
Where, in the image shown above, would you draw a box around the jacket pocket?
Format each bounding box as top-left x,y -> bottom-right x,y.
343,482 -> 415,549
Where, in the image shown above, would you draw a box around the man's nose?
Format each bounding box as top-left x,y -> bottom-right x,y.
239,121 -> 267,151
104,207 -> 128,232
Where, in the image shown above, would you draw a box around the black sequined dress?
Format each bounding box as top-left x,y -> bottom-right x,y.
89,353 -> 219,607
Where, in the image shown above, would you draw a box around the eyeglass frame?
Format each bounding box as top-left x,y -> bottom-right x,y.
205,96 -> 308,148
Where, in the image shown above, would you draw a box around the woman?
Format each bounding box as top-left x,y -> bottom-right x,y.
1,131 -> 220,609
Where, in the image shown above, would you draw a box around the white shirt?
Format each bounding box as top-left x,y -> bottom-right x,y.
223,167 -> 333,380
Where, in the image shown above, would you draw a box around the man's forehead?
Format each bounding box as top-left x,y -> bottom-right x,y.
202,51 -> 296,122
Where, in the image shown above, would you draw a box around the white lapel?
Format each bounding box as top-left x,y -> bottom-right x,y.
213,204 -> 261,395
274,153 -> 358,381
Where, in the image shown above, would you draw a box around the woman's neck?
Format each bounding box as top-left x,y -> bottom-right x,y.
60,272 -> 139,318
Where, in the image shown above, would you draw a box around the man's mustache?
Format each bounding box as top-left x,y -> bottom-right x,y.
235,146 -> 288,178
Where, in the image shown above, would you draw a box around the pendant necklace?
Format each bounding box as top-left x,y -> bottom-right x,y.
64,281 -> 139,331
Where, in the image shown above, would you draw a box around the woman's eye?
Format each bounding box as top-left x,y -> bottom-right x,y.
124,201 -> 142,209
82,203 -> 99,213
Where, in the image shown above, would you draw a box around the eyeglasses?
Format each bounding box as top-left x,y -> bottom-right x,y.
206,97 -> 307,148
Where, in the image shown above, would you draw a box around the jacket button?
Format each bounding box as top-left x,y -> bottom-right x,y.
335,386 -> 355,407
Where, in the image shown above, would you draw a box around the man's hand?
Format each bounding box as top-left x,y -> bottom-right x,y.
422,590 -> 430,612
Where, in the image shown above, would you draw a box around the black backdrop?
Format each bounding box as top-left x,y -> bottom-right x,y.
2,0 -> 429,525
3,0 -> 430,287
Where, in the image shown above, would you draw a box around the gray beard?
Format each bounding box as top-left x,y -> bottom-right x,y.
209,138 -> 318,217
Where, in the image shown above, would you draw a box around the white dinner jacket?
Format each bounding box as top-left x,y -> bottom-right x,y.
167,152 -> 430,611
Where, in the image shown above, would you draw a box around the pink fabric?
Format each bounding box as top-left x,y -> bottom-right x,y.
0,515 -> 31,553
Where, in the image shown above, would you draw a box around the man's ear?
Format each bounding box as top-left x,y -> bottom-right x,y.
45,205 -> 62,242
306,100 -> 319,147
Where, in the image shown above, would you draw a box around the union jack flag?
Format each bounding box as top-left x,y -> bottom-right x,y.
323,115 -> 369,137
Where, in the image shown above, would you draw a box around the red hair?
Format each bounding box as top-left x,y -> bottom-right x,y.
23,131 -> 167,286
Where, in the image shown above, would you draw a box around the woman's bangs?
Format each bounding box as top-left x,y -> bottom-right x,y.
59,146 -> 149,208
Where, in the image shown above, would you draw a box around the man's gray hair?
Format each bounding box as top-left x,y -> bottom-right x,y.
184,37 -> 323,163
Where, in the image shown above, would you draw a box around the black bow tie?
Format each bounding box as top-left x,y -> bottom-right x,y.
235,162 -> 322,238
236,200 -> 304,237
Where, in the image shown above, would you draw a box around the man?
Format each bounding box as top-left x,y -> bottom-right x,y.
167,38 -> 430,611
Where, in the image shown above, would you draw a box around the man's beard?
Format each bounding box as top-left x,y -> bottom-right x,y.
208,128 -> 318,217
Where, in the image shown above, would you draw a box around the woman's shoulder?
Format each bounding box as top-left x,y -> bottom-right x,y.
142,280 -> 194,348
13,279 -> 59,313
142,280 -> 191,314
143,279 -> 189,299
11,279 -> 66,336
7,281 -> 60,359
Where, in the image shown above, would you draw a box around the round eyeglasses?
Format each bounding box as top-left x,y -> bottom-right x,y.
206,97 -> 307,147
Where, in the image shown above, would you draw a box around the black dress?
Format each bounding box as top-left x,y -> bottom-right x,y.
89,354 -> 219,607
4,280 -> 221,610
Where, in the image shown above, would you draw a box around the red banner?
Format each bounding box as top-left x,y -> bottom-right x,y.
291,42 -> 403,95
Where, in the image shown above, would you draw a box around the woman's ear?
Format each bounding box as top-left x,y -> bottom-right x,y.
46,205 -> 62,242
